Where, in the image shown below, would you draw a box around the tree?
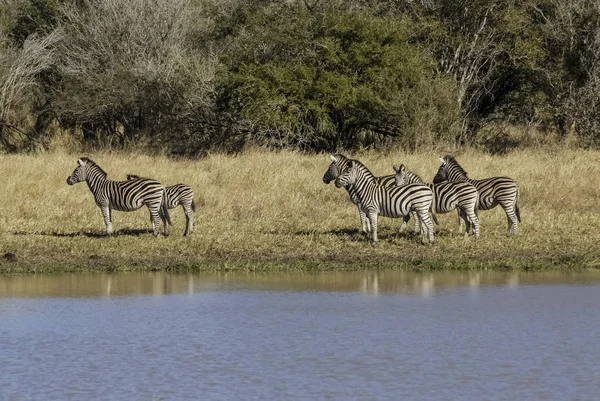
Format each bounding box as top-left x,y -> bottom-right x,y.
52,0 -> 217,149
216,2 -> 460,150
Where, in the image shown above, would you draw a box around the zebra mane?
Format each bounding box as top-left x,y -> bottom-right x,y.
443,155 -> 469,178
332,153 -> 351,165
350,159 -> 376,181
79,157 -> 107,177
403,165 -> 426,184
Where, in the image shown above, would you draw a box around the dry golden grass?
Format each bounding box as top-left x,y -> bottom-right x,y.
0,147 -> 599,274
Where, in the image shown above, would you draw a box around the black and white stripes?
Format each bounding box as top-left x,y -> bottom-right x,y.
323,154 -> 396,234
433,155 -> 520,234
127,174 -> 195,236
67,158 -> 171,236
325,153 -> 523,242
394,164 -> 480,237
334,159 -> 435,244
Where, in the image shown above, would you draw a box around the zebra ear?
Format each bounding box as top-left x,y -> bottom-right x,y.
347,160 -> 353,168
77,158 -> 86,166
330,155 -> 337,163
439,157 -> 445,165
392,165 -> 399,173
399,164 -> 406,172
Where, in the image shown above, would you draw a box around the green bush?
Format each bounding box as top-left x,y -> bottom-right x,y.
216,4 -> 461,151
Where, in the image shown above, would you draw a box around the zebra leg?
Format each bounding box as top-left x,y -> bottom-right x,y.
367,211 -> 378,242
458,209 -> 471,237
461,207 -> 480,238
158,193 -> 171,237
415,209 -> 434,244
507,208 -> 519,235
183,203 -> 194,236
358,207 -> 371,234
148,205 -> 162,237
412,211 -> 420,234
400,214 -> 410,232
100,205 -> 113,235
468,208 -> 480,238
456,209 -> 464,234
431,211 -> 440,233
501,201 -> 519,235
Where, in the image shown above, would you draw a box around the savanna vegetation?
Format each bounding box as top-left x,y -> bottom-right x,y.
1,1 -> 599,274
2,0 -> 600,154
1,148 -> 598,274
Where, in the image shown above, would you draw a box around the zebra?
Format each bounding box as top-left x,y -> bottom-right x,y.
393,164 -> 480,237
323,154 -> 405,234
126,174 -> 195,236
433,155 -> 521,234
334,159 -> 435,244
66,158 -> 171,236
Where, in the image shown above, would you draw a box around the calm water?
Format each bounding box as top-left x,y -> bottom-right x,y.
1,270 -> 600,401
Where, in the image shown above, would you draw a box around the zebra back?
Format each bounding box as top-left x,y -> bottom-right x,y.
324,154 -> 395,206
434,155 -> 520,215
70,158 -> 165,212
324,154 -> 395,185
127,174 -> 195,211
393,164 -> 427,186
335,160 -> 433,218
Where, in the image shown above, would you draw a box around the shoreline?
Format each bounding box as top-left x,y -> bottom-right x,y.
2,244 -> 598,275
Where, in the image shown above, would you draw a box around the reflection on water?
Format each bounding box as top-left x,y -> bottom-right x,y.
1,269 -> 600,401
1,269 -> 600,298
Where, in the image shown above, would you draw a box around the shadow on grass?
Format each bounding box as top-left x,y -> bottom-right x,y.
11,228 -> 155,238
286,227 -> 420,241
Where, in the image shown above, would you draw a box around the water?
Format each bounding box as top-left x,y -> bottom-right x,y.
1,270 -> 599,401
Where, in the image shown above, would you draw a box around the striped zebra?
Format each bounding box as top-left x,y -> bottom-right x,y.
334,159 -> 435,244
393,164 -> 480,237
66,158 -> 171,236
433,155 -> 520,234
127,174 -> 195,236
323,154 -> 403,234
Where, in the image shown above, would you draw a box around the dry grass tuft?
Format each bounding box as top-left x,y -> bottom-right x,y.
0,148 -> 599,274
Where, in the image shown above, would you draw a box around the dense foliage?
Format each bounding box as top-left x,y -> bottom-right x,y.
2,0 -> 600,154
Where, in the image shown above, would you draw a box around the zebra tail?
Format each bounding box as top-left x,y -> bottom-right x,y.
162,191 -> 172,225
515,188 -> 521,223
191,198 -> 196,212
431,212 -> 439,226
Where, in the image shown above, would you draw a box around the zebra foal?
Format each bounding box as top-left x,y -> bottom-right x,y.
393,164 -> 480,237
127,174 -> 195,236
323,154 -> 398,234
334,160 -> 435,244
66,158 -> 171,236
433,155 -> 520,234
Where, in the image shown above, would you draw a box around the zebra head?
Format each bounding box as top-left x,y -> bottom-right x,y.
433,155 -> 467,184
334,160 -> 358,188
323,154 -> 351,184
67,158 -> 90,185
392,164 -> 409,186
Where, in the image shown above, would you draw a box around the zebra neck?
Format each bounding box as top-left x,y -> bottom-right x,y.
85,169 -> 109,194
353,172 -> 378,200
406,172 -> 426,185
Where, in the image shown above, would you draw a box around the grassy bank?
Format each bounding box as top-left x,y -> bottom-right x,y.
0,148 -> 599,274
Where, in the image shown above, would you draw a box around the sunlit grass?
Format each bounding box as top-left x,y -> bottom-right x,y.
0,147 -> 599,274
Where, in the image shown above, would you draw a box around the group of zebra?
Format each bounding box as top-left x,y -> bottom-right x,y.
323,154 -> 521,244
67,158 -> 195,236
65,155 -> 520,242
